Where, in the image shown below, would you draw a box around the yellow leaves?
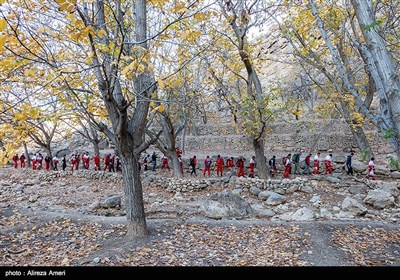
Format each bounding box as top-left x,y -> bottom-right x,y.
194,12 -> 210,21
148,0 -> 169,9
180,29 -> 202,43
0,35 -> 6,49
97,29 -> 107,39
150,104 -> 165,114
81,25 -> 95,37
23,68 -> 37,78
55,0 -> 77,13
167,0 -> 188,14
0,18 -> 6,30
157,79 -> 166,89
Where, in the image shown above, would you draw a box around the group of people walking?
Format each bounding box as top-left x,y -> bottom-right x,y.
11,149 -> 377,180
11,152 -> 123,173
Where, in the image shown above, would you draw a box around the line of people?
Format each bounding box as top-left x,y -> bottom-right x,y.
11,152 -> 123,173
11,149 -> 377,180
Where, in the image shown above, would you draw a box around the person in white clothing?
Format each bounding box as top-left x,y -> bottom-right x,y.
367,157 -> 375,180
313,152 -> 320,174
324,154 -> 333,174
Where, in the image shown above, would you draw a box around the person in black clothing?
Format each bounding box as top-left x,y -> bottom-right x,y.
268,155 -> 277,177
62,155 -> 67,171
346,152 -> 354,175
190,155 -> 197,176
151,152 -> 157,171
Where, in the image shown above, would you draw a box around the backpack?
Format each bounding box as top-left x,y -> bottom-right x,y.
268,158 -> 273,166
282,157 -> 287,165
205,159 -> 211,167
190,158 -> 194,167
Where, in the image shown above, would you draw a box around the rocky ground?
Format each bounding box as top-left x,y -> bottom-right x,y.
0,166 -> 399,268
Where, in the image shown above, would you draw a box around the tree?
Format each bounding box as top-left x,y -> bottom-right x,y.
308,0 -> 400,160
209,0 -> 279,179
350,0 -> 400,159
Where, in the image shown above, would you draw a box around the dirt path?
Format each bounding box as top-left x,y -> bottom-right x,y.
1,167 -> 399,267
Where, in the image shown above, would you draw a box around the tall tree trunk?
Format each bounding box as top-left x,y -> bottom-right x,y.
92,140 -> 100,158
157,113 -> 183,177
253,138 -> 269,179
23,142 -> 31,168
180,126 -> 186,155
351,0 -> 400,160
119,145 -> 147,236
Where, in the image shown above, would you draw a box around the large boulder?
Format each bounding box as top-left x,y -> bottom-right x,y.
376,181 -> 400,198
390,171 -> 400,179
324,176 -> 341,184
252,204 -> 275,218
258,190 -> 274,201
291,207 -> 315,221
374,165 -> 390,176
200,191 -> 254,219
348,184 -> 368,195
266,192 -> 286,206
341,197 -> 367,216
100,195 -> 122,208
250,186 -> 262,196
351,160 -> 366,173
363,190 -> 395,209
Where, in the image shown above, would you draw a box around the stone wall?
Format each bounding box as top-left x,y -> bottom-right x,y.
181,119 -> 392,158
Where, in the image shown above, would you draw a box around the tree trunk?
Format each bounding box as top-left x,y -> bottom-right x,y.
23,142 -> 31,168
92,141 -> 100,158
351,0 -> 400,159
180,126 -> 186,155
253,138 -> 269,179
158,113 -> 183,177
339,100 -> 374,158
120,151 -> 147,236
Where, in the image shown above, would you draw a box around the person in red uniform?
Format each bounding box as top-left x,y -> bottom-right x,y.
203,156 -> 212,177
283,154 -> 291,178
69,154 -> 76,171
161,155 -> 170,171
31,154 -> 37,170
367,157 -> 375,180
82,152 -> 90,169
52,156 -> 59,171
103,154 -> 111,171
236,157 -> 245,177
313,152 -> 320,175
94,154 -> 100,171
36,153 -> 43,170
175,147 -> 182,157
20,154 -> 25,168
324,154 -> 333,175
249,156 -> 255,178
216,155 -> 224,176
226,157 -> 233,169
12,154 -> 18,168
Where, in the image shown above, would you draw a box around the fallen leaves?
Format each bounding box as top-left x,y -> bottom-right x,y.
332,226 -> 400,266
0,218 -> 105,266
111,224 -> 309,266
